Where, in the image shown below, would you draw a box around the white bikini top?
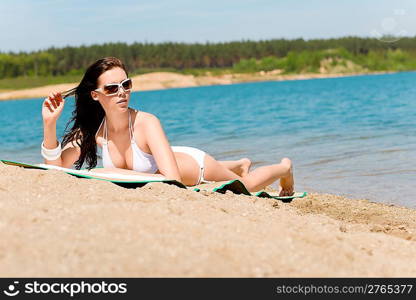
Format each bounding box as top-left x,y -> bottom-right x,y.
96,110 -> 159,173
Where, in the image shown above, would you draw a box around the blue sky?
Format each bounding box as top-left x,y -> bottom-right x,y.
0,0 -> 415,53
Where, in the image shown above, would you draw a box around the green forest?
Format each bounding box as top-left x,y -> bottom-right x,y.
1,36 -> 416,89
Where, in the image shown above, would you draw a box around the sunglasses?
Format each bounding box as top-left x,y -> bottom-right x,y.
94,78 -> 133,96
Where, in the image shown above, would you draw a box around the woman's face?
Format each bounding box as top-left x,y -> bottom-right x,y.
91,67 -> 131,112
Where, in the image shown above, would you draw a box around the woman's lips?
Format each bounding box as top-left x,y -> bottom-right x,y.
117,99 -> 127,104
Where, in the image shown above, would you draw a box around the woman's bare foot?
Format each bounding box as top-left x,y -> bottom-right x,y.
279,158 -> 294,196
231,158 -> 252,177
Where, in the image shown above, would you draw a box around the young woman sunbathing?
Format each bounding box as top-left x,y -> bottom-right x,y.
41,57 -> 294,195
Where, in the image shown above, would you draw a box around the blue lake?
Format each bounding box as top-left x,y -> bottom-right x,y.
1,72 -> 415,207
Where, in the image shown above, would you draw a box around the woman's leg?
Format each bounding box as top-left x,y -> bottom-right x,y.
218,158 -> 251,176
173,152 -> 203,186
242,158 -> 294,195
173,150 -> 294,194
204,154 -> 294,194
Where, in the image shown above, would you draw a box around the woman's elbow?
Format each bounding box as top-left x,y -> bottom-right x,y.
171,175 -> 183,183
164,171 -> 182,183
43,157 -> 63,167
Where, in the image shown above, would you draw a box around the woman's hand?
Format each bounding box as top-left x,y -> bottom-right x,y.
42,92 -> 65,125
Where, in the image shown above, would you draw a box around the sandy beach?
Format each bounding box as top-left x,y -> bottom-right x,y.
0,71 -> 391,101
1,161 -> 415,277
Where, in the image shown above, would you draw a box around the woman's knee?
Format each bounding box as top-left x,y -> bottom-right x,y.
204,154 -> 240,181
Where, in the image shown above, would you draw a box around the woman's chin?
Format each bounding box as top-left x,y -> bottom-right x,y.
116,101 -> 129,110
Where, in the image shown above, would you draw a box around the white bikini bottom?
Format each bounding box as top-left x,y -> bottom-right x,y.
172,146 -> 211,185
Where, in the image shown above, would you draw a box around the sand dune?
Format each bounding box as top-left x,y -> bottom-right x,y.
1,162 -> 415,277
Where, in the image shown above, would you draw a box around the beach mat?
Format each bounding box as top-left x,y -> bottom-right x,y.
0,159 -> 187,189
194,179 -> 307,202
1,160 -> 307,201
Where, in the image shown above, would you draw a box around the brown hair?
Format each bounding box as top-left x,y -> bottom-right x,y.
62,57 -> 128,169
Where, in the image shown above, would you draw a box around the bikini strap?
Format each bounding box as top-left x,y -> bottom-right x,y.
128,109 -> 135,143
96,117 -> 107,145
104,118 -> 108,143
102,110 -> 134,145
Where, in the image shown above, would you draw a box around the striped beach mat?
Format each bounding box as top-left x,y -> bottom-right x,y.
2,160 -> 306,201
0,159 -> 187,189
194,179 -> 307,202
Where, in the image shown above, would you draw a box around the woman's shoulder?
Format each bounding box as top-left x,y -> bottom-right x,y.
132,109 -> 161,128
93,119 -> 105,146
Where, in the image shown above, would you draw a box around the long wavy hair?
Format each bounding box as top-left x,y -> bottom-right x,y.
61,57 -> 128,170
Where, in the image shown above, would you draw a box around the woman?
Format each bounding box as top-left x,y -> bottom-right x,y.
41,57 -> 294,195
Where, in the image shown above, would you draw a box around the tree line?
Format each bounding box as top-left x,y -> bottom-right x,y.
1,36 -> 416,79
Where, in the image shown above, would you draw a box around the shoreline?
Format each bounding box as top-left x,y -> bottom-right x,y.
0,70 -> 394,101
1,162 -> 416,277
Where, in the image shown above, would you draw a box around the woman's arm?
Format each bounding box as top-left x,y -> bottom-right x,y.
90,167 -> 165,178
42,92 -> 80,168
143,114 -> 182,182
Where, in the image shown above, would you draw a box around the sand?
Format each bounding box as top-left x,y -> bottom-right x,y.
1,161 -> 415,277
0,71 -> 391,101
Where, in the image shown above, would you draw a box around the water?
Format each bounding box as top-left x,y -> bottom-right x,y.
1,72 -> 415,207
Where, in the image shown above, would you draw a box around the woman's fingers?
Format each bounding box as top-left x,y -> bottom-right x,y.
48,94 -> 56,109
49,92 -> 63,109
43,92 -> 65,118
55,92 -> 63,103
51,93 -> 59,109
44,100 -> 53,113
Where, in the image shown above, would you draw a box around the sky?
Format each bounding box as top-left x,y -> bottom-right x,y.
0,0 -> 415,53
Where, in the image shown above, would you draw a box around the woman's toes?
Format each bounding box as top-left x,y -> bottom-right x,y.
239,158 -> 252,176
279,188 -> 294,197
241,158 -> 251,167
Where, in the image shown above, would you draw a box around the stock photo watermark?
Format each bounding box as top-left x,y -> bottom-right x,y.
2,280 -> 127,297
371,8 -> 408,42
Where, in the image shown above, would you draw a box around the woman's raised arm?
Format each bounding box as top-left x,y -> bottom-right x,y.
41,92 -> 80,168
